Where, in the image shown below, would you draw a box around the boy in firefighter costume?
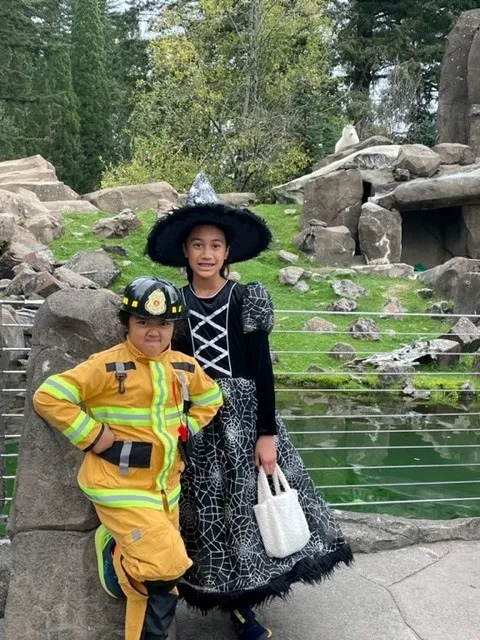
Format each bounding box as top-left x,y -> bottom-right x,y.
33,276 -> 223,640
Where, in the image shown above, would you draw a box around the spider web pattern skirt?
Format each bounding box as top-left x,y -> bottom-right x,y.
178,377 -> 353,611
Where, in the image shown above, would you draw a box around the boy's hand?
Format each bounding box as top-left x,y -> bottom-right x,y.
92,424 -> 116,453
255,435 -> 277,475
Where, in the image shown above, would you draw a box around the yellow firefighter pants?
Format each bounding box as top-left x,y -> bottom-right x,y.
94,501 -> 192,640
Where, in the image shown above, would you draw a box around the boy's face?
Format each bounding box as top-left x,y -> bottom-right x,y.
128,315 -> 174,357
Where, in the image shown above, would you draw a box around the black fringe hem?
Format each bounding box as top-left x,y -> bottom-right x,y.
178,543 -> 354,612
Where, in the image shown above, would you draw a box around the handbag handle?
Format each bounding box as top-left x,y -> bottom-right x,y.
257,465 -> 292,503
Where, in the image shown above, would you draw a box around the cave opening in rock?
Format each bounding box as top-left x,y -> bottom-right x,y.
400,206 -> 467,269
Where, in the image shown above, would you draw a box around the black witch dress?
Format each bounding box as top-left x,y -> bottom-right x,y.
173,279 -> 353,611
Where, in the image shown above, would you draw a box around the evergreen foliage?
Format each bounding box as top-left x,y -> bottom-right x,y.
71,0 -> 111,193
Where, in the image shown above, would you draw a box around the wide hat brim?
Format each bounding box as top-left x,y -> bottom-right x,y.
145,203 -> 272,267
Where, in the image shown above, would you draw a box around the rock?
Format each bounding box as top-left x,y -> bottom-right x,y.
218,192 -> 257,206
420,257 -> 480,298
0,307 -> 25,367
441,317 -> 480,352
472,349 -> 480,376
43,200 -> 100,214
454,271 -> 480,316
432,143 -> 476,165
393,167 -> 480,211
392,167 -> 411,181
0,214 -> 15,247
460,205 -> 480,259
303,317 -> 337,332
0,154 -> 54,177
284,208 -> 297,215
278,250 -> 299,264
416,288 -> 434,299
24,212 -> 64,244
278,266 -> 305,285
381,297 -> 407,317
328,298 -> 357,313
329,343 -> 356,361
272,145 -> 402,204
64,250 -> 121,288
306,364 -> 325,373
348,318 -> 381,340
83,182 -> 180,213
402,384 -> 432,401
4,531 -> 124,640
308,226 -> 355,267
0,226 -> 54,280
458,380 -> 476,405
100,244 -> 127,257
156,198 -> 177,218
0,180 -> 79,202
377,362 -> 414,385
54,266 -> 100,290
0,541 -> 12,618
294,280 -> 310,293
270,350 -> 280,364
92,209 -> 142,238
312,136 -> 395,172
9,289 -> 123,537
358,202 -> 402,264
437,9 -> 480,156
393,144 -> 441,178
426,301 -> 454,317
301,169 -> 363,236
331,279 -> 367,299
350,263 -> 415,278
6,270 -> 65,299
309,219 -> 327,227
0,187 -> 50,223
227,271 -> 241,282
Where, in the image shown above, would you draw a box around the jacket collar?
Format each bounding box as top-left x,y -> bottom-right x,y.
125,336 -> 172,364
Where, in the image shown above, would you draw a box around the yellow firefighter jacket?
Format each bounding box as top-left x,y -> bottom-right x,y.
33,336 -> 223,512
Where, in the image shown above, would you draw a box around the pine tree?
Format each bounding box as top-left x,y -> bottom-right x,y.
71,0 -> 111,193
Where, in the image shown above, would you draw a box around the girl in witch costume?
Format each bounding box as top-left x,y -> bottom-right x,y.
144,173 -> 353,640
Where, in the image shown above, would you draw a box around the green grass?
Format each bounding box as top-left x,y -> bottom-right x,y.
49,205 -> 477,399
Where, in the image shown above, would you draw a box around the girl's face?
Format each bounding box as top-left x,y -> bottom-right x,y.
183,224 -> 230,280
127,315 -> 174,357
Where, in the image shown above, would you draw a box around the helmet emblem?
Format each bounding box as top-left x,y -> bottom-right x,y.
145,290 -> 167,315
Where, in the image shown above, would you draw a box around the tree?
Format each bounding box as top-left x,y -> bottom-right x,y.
71,0 -> 111,193
332,0 -> 480,138
110,0 -> 332,196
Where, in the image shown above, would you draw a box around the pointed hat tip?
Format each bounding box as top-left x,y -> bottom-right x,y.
186,172 -> 219,206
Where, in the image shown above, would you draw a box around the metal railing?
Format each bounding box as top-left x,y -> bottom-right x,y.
2,301 -> 480,521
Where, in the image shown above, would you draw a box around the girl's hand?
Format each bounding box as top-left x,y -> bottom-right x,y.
255,435 -> 277,475
92,424 -> 115,454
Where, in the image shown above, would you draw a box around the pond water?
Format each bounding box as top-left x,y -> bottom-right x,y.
277,391 -> 480,520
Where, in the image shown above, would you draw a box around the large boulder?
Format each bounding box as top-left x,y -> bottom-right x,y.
5,289 -> 125,638
437,9 -> 480,156
0,188 -> 50,223
83,182 -> 180,213
272,145 -> 402,204
24,212 -> 64,244
432,143 -> 476,165
92,209 -> 142,238
0,226 -> 54,279
43,200 -> 100,214
0,155 -> 55,178
358,203 -> 402,264
393,145 -> 441,178
63,249 -> 121,288
0,180 -> 80,202
453,272 -> 480,316
301,168 -> 363,236
0,214 -> 15,248
392,167 -> 480,211
312,135 -> 394,171
309,226 -> 355,267
420,257 -> 480,298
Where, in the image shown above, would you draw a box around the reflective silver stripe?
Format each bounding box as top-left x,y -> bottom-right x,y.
177,371 -> 189,402
119,441 -> 132,476
92,411 -> 151,422
46,379 -> 79,403
68,413 -> 93,442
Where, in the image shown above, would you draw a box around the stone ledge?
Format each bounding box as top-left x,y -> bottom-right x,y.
337,509 -> 480,553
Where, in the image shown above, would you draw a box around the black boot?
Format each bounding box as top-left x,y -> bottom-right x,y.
141,580 -> 178,640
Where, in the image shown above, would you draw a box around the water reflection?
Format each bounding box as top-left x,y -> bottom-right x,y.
278,392 -> 480,519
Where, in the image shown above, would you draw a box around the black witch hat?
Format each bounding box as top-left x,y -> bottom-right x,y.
145,172 -> 272,267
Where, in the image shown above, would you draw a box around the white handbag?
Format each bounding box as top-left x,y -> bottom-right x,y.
253,465 -> 311,559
